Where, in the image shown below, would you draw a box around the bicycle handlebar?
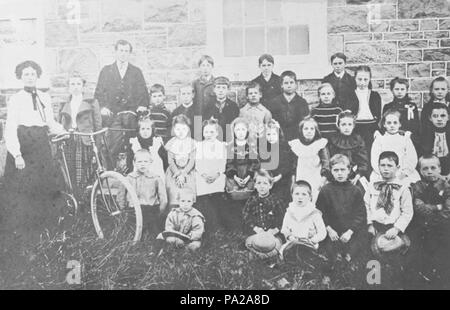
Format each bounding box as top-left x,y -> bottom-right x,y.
51,127 -> 137,143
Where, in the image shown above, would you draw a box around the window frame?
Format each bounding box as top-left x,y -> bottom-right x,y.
0,0 -> 47,89
205,0 -> 329,81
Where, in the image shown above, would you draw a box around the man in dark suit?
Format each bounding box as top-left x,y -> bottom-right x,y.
94,39 -> 149,169
322,53 -> 357,112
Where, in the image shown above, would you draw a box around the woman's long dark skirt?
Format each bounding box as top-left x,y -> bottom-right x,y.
2,125 -> 64,242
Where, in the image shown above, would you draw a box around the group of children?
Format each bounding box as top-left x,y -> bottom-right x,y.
63,52 -> 450,285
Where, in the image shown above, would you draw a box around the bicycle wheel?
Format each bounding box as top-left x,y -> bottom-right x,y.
90,171 -> 142,243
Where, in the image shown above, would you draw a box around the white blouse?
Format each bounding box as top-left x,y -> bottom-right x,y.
70,94 -> 83,129
355,89 -> 374,121
5,89 -> 65,157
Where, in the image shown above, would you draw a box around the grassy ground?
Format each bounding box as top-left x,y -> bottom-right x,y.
0,208 -> 425,290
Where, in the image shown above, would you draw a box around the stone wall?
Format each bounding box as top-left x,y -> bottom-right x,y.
2,0 -> 450,131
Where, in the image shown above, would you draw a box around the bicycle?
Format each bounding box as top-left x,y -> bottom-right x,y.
51,128 -> 143,243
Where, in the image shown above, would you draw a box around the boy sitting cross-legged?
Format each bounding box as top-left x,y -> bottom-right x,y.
242,169 -> 285,259
410,155 -> 450,286
316,154 -> 368,264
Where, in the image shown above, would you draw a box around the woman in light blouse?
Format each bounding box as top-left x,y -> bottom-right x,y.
3,60 -> 66,240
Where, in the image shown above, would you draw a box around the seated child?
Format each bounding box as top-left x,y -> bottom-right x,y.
117,149 -> 167,236
172,85 -> 197,138
289,117 -> 330,202
328,111 -> 369,183
148,84 -> 172,143
160,188 -> 205,251
410,155 -> 450,283
371,109 -> 420,185
420,103 -> 450,176
280,181 -> 327,259
383,77 -> 420,148
243,169 -> 285,259
165,115 -> 196,206
126,117 -> 166,180
316,154 -> 368,262
311,83 -> 343,139
365,151 -> 414,254
239,81 -> 272,141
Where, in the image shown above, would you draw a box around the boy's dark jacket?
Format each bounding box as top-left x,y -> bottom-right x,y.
316,181 -> 366,235
203,98 -> 240,140
252,73 -> 282,108
420,123 -> 450,175
94,62 -> 149,114
322,71 -> 356,112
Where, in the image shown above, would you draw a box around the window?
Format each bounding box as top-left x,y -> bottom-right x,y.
206,0 -> 329,81
0,0 -> 47,89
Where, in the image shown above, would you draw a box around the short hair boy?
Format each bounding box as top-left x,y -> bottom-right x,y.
266,70 -> 309,141
117,149 -> 168,236
239,81 -> 272,139
364,151 -> 413,243
149,84 -> 172,142
251,54 -> 282,107
193,55 -> 215,117
317,154 -> 368,262
242,169 -> 285,259
203,76 -> 239,141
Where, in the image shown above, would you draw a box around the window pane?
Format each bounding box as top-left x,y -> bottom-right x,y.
289,25 -> 309,55
224,27 -> 243,57
267,26 -> 286,55
266,0 -> 282,24
244,0 -> 264,24
245,26 -> 264,56
223,0 -> 242,25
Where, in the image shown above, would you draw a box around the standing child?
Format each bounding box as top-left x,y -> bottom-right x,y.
165,114 -> 196,206
258,119 -> 293,201
125,117 -> 166,182
195,118 -> 227,231
117,149 -> 167,237
316,154 -> 368,263
322,52 -> 357,112
267,70 -> 309,141
239,82 -> 272,141
159,188 -> 205,251
243,169 -> 285,259
148,84 -> 172,143
202,76 -> 240,141
420,103 -> 450,176
172,85 -> 197,138
193,55 -> 216,117
288,117 -> 330,202
370,109 -> 420,185
328,111 -> 369,183
311,83 -> 343,139
410,155 -> 450,286
352,65 -> 382,149
59,72 -> 102,203
251,54 -> 282,108
224,117 -> 260,229
280,181 -> 327,259
421,76 -> 450,132
383,77 -> 420,147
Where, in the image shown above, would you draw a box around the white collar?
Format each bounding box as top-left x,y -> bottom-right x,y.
182,101 -> 194,109
334,71 -> 345,79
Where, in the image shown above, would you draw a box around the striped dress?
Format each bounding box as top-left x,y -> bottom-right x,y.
311,103 -> 343,139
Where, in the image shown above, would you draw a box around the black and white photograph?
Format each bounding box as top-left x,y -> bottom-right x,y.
0,0 -> 449,293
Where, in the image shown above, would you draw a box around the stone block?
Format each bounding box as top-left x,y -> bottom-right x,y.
399,0 -> 450,19
344,34 -> 372,42
429,39 -> 440,47
371,64 -> 406,79
45,21 -> 78,47
168,24 -> 206,47
372,79 -> 385,89
432,62 -> 446,69
410,78 -> 434,91
432,69 -> 446,76
378,89 -> 393,104
384,32 -> 410,40
441,39 -> 450,47
411,32 -> 424,39
423,48 -> 450,61
421,19 -> 438,31
58,48 -> 99,78
424,31 -> 449,38
390,20 -> 419,32
298,79 -> 322,92
328,35 -> 344,56
328,6 -> 368,33
367,4 -> 397,20
399,50 -> 423,62
439,19 -> 450,30
345,42 -> 397,63
398,40 -> 428,49
370,21 -> 389,33
373,33 -> 383,40
101,0 -> 143,32
144,0 -> 188,23
407,63 -> 431,77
